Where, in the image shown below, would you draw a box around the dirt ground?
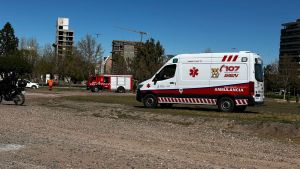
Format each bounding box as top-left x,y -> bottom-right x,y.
0,90 -> 300,169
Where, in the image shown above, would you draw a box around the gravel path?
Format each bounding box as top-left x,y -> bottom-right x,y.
0,91 -> 299,168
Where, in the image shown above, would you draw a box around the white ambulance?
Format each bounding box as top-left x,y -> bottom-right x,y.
136,51 -> 264,112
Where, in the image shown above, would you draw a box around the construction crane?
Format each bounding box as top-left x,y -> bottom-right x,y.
95,33 -> 101,38
116,26 -> 149,42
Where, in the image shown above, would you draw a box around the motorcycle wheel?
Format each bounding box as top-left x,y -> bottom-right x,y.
13,94 -> 25,105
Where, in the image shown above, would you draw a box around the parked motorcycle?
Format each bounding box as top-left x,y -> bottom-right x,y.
0,72 -> 26,105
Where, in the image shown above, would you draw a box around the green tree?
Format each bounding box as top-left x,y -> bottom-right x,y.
60,49 -> 88,84
0,22 -> 19,56
0,22 -> 32,74
0,52 -> 32,73
131,38 -> 164,81
112,53 -> 128,74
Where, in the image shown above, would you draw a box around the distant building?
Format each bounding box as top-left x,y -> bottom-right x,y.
54,18 -> 74,62
111,40 -> 142,74
279,19 -> 300,75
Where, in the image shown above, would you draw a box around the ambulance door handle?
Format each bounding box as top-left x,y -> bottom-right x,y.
170,82 -> 175,85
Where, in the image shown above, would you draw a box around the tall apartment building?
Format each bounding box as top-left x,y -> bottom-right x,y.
55,18 -> 74,62
279,19 -> 300,75
111,40 -> 142,74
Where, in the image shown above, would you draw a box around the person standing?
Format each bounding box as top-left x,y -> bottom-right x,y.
48,79 -> 53,91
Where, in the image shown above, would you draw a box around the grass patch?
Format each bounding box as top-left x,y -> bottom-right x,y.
62,95 -> 300,124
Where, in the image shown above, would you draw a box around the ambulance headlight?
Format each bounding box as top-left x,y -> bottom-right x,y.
138,84 -> 144,89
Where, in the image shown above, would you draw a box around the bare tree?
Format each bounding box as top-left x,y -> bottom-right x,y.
34,44 -> 56,78
19,37 -> 39,67
77,34 -> 103,75
19,37 -> 39,51
264,60 -> 281,92
279,57 -> 300,100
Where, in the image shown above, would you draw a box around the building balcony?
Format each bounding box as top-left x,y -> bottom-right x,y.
281,35 -> 300,39
280,48 -> 300,52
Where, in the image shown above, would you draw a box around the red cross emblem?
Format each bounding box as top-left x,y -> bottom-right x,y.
189,67 -> 199,77
146,83 -> 151,88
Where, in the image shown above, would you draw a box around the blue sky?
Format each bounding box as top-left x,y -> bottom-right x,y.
0,0 -> 299,64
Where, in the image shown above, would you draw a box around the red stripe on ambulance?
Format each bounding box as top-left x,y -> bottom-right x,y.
158,97 -> 217,105
222,55 -> 227,62
222,55 -> 239,62
232,55 -> 238,61
227,55 -> 233,61
235,99 -> 248,105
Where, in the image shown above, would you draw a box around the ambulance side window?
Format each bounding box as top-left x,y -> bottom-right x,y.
155,64 -> 176,81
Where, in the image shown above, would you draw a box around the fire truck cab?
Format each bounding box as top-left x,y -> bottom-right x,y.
136,51 -> 264,112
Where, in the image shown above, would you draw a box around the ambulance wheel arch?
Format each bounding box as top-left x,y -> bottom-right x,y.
143,94 -> 158,108
217,96 -> 235,112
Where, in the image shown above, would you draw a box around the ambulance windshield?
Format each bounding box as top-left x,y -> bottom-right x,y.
255,61 -> 263,82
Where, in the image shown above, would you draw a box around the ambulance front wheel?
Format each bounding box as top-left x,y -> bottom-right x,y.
143,94 -> 158,108
218,97 -> 235,112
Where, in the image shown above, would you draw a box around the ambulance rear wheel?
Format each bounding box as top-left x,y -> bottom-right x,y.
143,94 -> 158,108
218,97 -> 234,112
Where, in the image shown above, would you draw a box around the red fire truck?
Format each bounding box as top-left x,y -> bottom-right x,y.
87,75 -> 133,93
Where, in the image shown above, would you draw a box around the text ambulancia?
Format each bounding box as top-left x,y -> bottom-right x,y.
136,51 -> 264,112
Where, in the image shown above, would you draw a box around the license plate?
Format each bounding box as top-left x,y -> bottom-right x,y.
22,91 -> 26,94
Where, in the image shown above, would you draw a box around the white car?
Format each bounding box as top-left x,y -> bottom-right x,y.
25,80 -> 39,89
